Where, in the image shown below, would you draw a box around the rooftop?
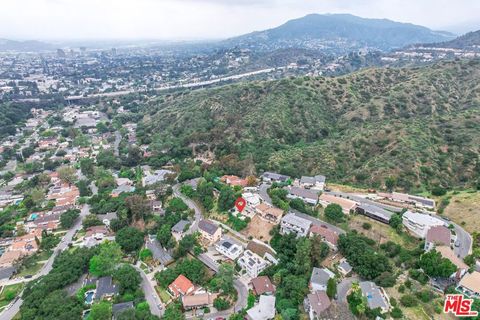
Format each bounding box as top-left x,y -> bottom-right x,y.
198,219 -> 219,236
281,213 -> 312,230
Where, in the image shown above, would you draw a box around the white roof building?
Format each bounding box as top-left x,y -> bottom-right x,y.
402,211 -> 446,238
247,295 -> 276,320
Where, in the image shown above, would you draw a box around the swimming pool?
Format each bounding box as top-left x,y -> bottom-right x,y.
84,290 -> 95,304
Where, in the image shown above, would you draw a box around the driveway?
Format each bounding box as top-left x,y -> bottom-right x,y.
337,276 -> 359,303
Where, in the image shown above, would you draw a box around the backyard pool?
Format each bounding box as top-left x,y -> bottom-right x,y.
84,290 -> 95,304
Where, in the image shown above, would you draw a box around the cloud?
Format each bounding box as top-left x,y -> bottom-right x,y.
0,0 -> 478,40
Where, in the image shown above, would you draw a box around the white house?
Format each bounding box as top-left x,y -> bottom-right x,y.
310,267 -> 335,292
402,211 -> 446,238
215,238 -> 244,260
299,175 -> 326,191
238,250 -> 269,278
280,213 -> 312,237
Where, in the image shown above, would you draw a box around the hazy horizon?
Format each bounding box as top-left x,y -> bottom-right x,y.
1,0 -> 479,41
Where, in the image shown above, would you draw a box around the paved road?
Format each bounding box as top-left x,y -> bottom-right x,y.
173,182 -> 202,235
437,217 -> 472,258
337,276 -> 359,303
113,131 -> 122,157
258,183 -> 273,205
197,254 -> 248,318
0,204 -> 90,320
133,265 -> 164,317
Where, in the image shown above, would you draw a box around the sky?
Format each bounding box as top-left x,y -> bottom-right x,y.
1,0 -> 479,41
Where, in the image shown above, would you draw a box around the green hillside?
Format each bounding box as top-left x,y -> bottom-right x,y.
143,59 -> 480,191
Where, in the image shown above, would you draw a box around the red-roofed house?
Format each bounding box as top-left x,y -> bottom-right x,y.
168,275 -> 195,298
309,224 -> 339,251
220,175 -> 248,187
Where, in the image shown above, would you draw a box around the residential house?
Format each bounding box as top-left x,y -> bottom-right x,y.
255,203 -> 283,224
94,276 -> 119,300
261,172 -> 290,184
215,238 -> 244,260
457,271 -> 480,299
378,192 -> 436,210
318,194 -> 357,214
145,237 -> 173,266
0,251 -> 23,268
241,192 -> 261,218
150,200 -> 164,215
304,291 -> 331,320
299,175 -> 326,191
238,250 -> 269,278
251,276 -> 276,296
338,259 -> 353,277
142,169 -> 174,186
402,211 -> 446,238
112,301 -> 134,319
355,204 -> 394,224
221,175 -> 248,187
168,275 -> 195,298
182,292 -> 218,310
280,213 -> 312,237
246,240 -> 278,266
425,226 -> 452,251
247,295 -> 276,320
110,184 -> 135,198
310,267 -> 335,292
436,246 -> 468,279
359,281 -> 391,313
97,212 -> 118,227
285,187 -> 319,205
198,220 -> 221,243
171,220 -> 190,241
30,212 -> 61,231
309,224 -> 339,251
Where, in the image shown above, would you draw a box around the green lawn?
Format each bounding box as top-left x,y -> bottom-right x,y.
0,283 -> 24,309
156,287 -> 171,303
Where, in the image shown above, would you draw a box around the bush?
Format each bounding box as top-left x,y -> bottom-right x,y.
362,222 -> 372,230
400,294 -> 418,307
431,186 -> 447,196
213,297 -> 230,311
391,306 -> 403,319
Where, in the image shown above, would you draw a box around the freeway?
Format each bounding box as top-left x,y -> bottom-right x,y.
133,265 -> 164,317
0,204 -> 91,320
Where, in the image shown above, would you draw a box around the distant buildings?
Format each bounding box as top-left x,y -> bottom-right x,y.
318,194 -> 356,214
285,187 -> 319,205
355,203 -> 393,224
299,175 -> 326,191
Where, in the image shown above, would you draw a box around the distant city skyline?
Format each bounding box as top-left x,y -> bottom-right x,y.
1,0 -> 479,41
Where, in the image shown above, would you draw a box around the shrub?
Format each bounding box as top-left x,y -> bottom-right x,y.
400,294 -> 418,307
213,297 -> 230,311
362,222 -> 372,230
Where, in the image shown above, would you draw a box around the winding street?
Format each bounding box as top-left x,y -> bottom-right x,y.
133,265 -> 164,317
174,181 -> 249,317
0,204 -> 91,320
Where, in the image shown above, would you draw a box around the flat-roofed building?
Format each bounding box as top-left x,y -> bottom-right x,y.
280,213 -> 312,237
402,211 -> 445,238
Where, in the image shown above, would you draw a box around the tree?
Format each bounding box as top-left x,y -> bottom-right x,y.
213,297 -> 230,311
157,225 -> 176,249
281,308 -> 298,320
347,283 -> 367,316
385,176 -> 397,191
116,227 -> 144,253
310,237 -> 329,267
125,195 -> 150,221
324,204 -> 345,223
294,237 -> 312,275
419,250 -> 457,278
218,186 -> 236,212
89,242 -> 122,276
326,278 -> 337,299
374,271 -> 397,287
80,158 -> 95,176
174,234 -> 198,258
29,187 -> 45,206
76,179 -> 92,197
140,248 -> 153,261
400,294 -> 418,307
167,197 -> 188,212
391,306 -> 403,318
389,214 -> 403,232
57,166 -> 77,185
60,209 -> 80,229
113,264 -> 141,294
97,150 -> 118,168
89,301 -> 112,320
162,303 -> 185,320
40,232 -> 60,250
83,214 -> 103,229
216,263 -> 235,294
